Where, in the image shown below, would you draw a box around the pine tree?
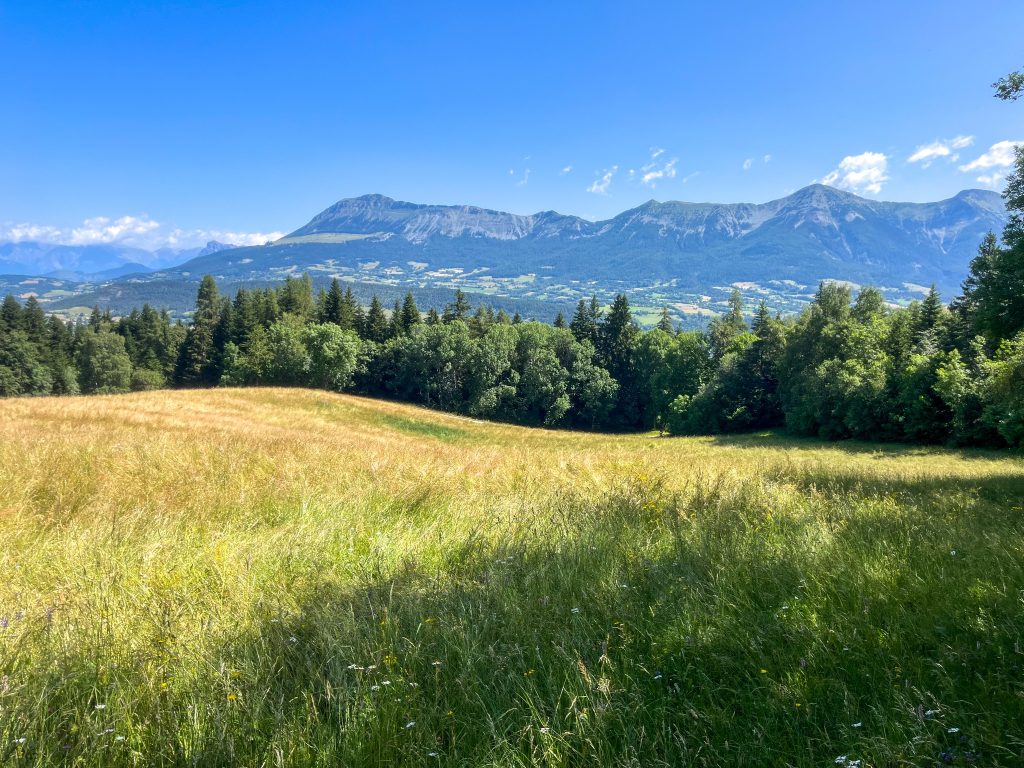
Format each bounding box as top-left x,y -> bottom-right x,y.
1,294 -> 21,332
599,294 -> 642,427
364,296 -> 389,342
708,289 -> 748,362
278,274 -> 314,318
443,289 -> 471,323
176,275 -> 222,385
401,291 -> 421,331
553,311 -> 566,328
231,289 -> 260,346
425,307 -> 441,325
470,305 -> 490,337
570,297 -> 600,346
22,296 -> 47,344
920,285 -> 943,329
656,306 -> 674,333
339,287 -> 359,332
321,279 -> 343,325
389,299 -> 404,338
752,300 -> 771,337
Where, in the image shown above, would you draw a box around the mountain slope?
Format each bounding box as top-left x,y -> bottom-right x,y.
21,186 -> 1009,321
177,185 -> 1006,295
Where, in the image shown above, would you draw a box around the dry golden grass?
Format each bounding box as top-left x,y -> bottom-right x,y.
1,389 -> 1022,766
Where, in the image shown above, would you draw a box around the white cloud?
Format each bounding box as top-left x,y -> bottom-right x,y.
3,223 -> 64,242
959,140 -> 1022,172
638,147 -> 678,188
975,172 -> 1005,189
908,135 -> 974,167
69,215 -> 161,246
742,158 -> 753,171
820,151 -> 889,195
560,165 -> 572,175
642,158 -> 677,187
763,154 -> 772,163
0,215 -> 284,250
587,166 -> 618,195
517,168 -> 531,186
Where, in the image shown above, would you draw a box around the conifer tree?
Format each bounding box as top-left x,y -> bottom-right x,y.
364,296 -> 389,342
322,279 -> 345,325
443,289 -> 471,323
338,287 -> 359,331
918,285 -> 944,336
401,291 -> 421,330
656,306 -> 674,333
1,294 -> 21,332
175,275 -> 223,385
389,299 -> 404,338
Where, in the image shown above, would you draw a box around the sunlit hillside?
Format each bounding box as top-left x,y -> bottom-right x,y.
1,389 -> 1022,766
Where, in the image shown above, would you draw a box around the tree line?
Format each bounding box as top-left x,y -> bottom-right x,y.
3,77 -> 1023,446
1,249 -> 1021,446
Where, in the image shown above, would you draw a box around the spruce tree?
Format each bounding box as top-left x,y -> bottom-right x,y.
656,306 -> 674,333
1,295 -> 21,332
443,289 -> 471,323
365,296 -> 389,342
176,275 -> 222,386
389,299 -> 404,338
401,291 -> 421,330
323,279 -> 344,325
339,287 -> 358,331
919,286 -> 943,332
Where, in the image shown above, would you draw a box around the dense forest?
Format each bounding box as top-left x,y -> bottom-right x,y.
2,143 -> 1023,447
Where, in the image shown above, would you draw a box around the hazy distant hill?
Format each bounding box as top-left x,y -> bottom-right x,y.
0,240 -> 236,281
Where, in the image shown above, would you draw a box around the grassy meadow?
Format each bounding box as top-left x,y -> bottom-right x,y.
1,388 -> 1023,766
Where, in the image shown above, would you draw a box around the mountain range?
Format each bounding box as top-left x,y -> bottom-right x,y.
1,185 -> 1008,322
0,240 -> 238,281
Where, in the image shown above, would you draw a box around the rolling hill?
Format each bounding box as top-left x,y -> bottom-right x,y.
2,387 -> 1022,764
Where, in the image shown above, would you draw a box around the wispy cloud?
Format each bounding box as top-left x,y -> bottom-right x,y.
587,166 -> 618,195
0,214 -> 284,250
908,135 -> 974,167
517,168 -> 531,186
820,151 -> 889,195
763,154 -> 772,163
959,140 -> 1022,172
975,172 -> 1005,189
560,165 -> 572,175
742,158 -> 753,171
643,158 -> 677,187
640,147 -> 678,188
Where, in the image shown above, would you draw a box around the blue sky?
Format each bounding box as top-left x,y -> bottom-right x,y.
1,0 -> 1022,249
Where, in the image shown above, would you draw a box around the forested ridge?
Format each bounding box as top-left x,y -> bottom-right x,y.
3,128 -> 1023,447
